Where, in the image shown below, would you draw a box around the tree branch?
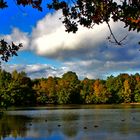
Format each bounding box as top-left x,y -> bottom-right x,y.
106,21 -> 122,45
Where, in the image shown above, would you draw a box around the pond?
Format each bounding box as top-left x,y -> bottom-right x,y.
0,104 -> 140,140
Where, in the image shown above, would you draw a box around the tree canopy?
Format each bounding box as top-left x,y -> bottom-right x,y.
0,0 -> 140,63
48,0 -> 140,32
1,70 -> 140,110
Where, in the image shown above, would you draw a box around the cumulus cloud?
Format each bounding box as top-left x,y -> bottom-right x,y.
30,11 -> 140,62
0,28 -> 30,50
2,57 -> 140,80
2,63 -> 68,79
63,58 -> 140,79
31,11 -> 110,58
1,10 -> 140,79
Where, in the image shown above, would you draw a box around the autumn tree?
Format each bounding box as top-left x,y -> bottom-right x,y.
93,79 -> 111,103
45,76 -> 57,103
1,70 -> 140,108
80,78 -> 94,103
122,79 -> 132,103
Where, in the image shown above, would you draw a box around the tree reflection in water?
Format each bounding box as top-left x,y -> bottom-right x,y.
0,111 -> 80,140
61,113 -> 79,138
0,105 -> 140,140
0,114 -> 32,139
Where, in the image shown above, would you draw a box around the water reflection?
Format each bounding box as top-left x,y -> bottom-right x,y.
0,105 -> 140,140
61,113 -> 79,138
0,114 -> 32,139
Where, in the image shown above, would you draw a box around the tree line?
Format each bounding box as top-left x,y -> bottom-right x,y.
0,70 -> 140,109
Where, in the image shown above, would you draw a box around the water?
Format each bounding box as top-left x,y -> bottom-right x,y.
0,104 -> 140,140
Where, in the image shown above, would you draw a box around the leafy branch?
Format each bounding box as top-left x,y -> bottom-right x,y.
0,39 -> 22,63
47,0 -> 140,45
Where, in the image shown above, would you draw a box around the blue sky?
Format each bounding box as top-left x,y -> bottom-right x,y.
0,1 -> 140,79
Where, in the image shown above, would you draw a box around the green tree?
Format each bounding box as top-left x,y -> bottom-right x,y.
112,74 -> 130,103
133,73 -> 140,102
106,75 -> 121,103
0,69 -> 11,87
80,78 -> 94,103
33,79 -> 48,104
134,82 -> 140,102
8,70 -> 35,106
0,70 -> 12,109
115,74 -> 136,103
57,71 -> 81,104
1,69 -> 140,107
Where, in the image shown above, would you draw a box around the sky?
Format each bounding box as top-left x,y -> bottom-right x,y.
0,1 -> 140,79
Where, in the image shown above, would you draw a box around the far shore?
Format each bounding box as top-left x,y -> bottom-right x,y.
122,102 -> 140,105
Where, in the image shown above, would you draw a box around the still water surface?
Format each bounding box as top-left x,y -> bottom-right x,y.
0,104 -> 140,140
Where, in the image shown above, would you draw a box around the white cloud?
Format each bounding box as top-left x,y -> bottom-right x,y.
0,28 -> 30,50
1,10 -> 140,79
3,58 -> 140,80
31,11 -> 109,57
2,63 -> 68,79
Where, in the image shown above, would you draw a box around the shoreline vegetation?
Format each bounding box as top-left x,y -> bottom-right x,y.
0,70 -> 140,110
126,102 -> 140,104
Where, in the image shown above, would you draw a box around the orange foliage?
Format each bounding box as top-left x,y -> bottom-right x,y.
127,17 -> 140,26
